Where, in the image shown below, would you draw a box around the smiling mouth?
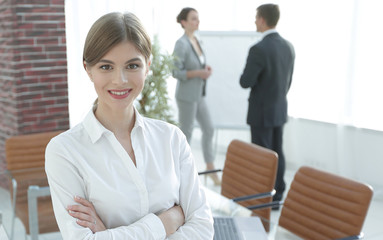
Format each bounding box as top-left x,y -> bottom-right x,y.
108,89 -> 132,99
109,90 -> 129,95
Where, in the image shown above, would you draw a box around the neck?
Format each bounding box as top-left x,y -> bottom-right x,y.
94,103 -> 135,134
261,26 -> 275,33
185,30 -> 195,39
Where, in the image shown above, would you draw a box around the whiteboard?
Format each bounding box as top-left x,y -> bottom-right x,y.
199,31 -> 262,129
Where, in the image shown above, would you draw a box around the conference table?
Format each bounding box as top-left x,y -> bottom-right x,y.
203,186 -> 302,240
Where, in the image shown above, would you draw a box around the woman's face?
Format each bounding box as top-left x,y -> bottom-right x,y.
85,41 -> 149,112
183,10 -> 199,31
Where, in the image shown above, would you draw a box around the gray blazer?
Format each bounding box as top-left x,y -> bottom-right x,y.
173,34 -> 206,103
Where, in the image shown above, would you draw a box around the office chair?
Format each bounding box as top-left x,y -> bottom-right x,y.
5,131 -> 62,240
249,166 -> 374,240
199,139 -> 278,224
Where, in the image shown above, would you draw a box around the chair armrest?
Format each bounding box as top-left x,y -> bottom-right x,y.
336,234 -> 363,240
247,200 -> 284,210
232,189 -> 276,202
198,169 -> 222,175
28,185 -> 51,240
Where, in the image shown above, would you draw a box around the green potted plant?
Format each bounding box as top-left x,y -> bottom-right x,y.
136,36 -> 177,125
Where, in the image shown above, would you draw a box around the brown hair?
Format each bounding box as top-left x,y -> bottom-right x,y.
83,12 -> 151,67
257,4 -> 280,27
176,7 -> 197,28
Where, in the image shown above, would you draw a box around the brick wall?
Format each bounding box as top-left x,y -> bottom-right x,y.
0,0 -> 69,182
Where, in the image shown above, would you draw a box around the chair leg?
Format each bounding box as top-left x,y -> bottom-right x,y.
28,186 -> 40,240
10,178 -> 17,240
27,185 -> 51,240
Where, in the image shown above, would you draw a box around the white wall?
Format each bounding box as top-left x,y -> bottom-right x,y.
284,118 -> 383,199
199,31 -> 261,128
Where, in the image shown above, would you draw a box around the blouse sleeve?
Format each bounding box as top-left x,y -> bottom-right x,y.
172,39 -> 188,82
45,137 -> 167,240
168,132 -> 214,239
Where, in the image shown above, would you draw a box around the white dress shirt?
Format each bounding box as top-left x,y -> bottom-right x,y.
259,29 -> 278,41
45,107 -> 214,240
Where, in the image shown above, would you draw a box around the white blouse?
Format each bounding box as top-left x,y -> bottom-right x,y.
45,108 -> 214,240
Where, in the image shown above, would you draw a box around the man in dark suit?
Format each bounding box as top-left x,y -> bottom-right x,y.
240,4 -> 295,206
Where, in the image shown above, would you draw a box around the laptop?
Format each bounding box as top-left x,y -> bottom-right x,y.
213,216 -> 268,240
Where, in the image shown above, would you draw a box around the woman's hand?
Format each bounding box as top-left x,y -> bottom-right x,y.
200,65 -> 212,79
158,205 -> 185,236
67,196 -> 106,233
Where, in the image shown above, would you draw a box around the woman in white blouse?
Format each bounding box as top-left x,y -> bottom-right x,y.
45,12 -> 213,239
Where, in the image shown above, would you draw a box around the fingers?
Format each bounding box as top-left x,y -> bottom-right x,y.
74,195 -> 95,209
68,209 -> 93,222
67,196 -> 106,233
76,219 -> 95,228
76,219 -> 98,233
67,196 -> 95,225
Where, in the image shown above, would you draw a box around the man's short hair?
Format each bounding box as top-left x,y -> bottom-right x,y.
257,4 -> 280,27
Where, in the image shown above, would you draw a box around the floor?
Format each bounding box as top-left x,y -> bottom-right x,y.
0,128 -> 382,239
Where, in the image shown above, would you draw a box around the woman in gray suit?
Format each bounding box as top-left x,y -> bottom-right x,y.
173,7 -> 220,185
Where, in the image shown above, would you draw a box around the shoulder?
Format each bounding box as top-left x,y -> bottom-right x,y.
175,35 -> 189,47
141,117 -> 185,141
249,43 -> 265,57
46,124 -> 87,153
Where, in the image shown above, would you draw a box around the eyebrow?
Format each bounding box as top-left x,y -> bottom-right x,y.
98,58 -> 143,64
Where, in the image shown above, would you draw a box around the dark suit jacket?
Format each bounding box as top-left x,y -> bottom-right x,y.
240,32 -> 295,127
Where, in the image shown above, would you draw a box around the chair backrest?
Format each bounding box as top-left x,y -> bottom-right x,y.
5,131 -> 62,171
5,131 -> 63,235
279,166 -> 373,240
221,139 -> 278,222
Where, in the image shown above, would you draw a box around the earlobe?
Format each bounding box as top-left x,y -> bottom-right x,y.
83,61 -> 93,81
145,61 -> 151,76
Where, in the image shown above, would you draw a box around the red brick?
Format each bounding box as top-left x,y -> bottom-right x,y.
40,76 -> 66,83
20,107 -> 46,115
32,61 -> 59,68
53,82 -> 68,89
21,53 -> 48,61
51,0 -> 65,5
15,62 -> 33,69
18,23 -> 34,29
48,52 -> 66,59
0,0 -> 68,178
24,15 -> 49,21
31,99 -> 55,107
43,90 -> 67,98
14,46 -> 44,53
11,38 -> 34,45
18,93 -> 43,101
48,106 -> 68,114
55,96 -> 69,104
45,45 -> 66,52
34,23 -> 58,29
36,38 -> 59,45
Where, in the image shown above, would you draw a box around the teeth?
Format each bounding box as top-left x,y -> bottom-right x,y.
110,91 -> 128,96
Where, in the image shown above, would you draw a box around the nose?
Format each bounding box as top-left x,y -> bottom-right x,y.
113,69 -> 128,84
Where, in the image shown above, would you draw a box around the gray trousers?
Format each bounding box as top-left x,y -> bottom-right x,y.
176,98 -> 215,164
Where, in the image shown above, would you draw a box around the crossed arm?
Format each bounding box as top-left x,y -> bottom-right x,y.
67,196 -> 185,237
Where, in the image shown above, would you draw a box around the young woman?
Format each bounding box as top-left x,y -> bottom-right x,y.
45,12 -> 213,239
173,7 -> 220,185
